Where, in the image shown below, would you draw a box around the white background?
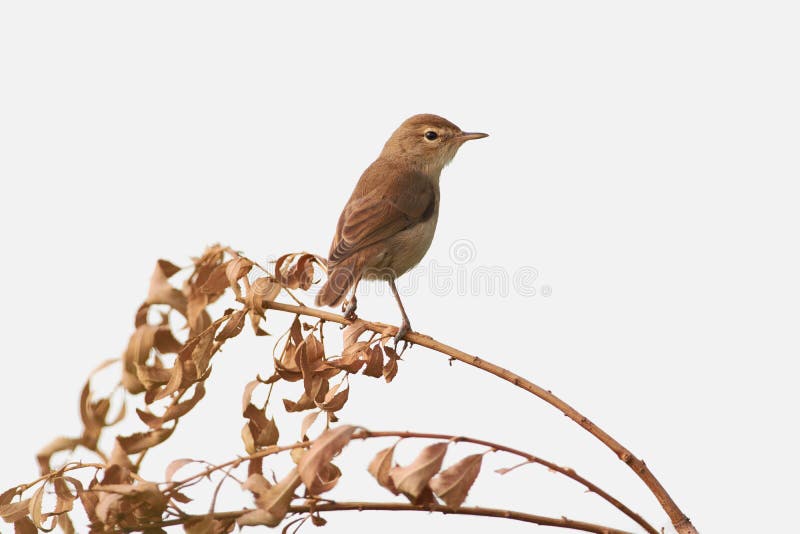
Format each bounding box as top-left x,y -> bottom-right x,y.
1,2 -> 798,533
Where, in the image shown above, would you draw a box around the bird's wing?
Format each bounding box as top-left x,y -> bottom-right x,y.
328,169 -> 436,266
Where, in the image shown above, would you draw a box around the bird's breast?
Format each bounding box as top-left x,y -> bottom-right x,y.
365,202 -> 440,280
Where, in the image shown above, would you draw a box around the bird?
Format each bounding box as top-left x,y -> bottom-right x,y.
315,114 -> 488,346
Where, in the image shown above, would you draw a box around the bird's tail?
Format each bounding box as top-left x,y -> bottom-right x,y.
315,257 -> 361,308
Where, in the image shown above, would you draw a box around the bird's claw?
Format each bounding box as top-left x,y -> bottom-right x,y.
342,298 -> 358,321
393,321 -> 413,355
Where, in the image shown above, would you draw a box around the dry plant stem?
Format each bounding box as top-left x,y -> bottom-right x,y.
359,430 -> 657,534
262,300 -> 698,534
167,429 -> 652,533
150,503 -> 634,534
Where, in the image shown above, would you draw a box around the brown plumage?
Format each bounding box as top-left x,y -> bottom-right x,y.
316,114 -> 487,344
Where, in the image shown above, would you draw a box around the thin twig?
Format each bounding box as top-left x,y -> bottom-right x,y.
146,502 -> 635,534
358,430 -> 658,534
261,300 -> 697,534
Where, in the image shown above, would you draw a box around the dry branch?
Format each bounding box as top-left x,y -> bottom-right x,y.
150,502 -> 636,534
262,300 -> 697,534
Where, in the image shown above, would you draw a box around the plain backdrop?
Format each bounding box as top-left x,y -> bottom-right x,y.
1,2 -> 798,533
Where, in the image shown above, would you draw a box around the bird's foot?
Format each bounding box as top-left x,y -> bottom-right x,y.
393,320 -> 413,355
341,297 -> 358,327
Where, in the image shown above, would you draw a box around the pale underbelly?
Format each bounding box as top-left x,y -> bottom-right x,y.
363,213 -> 439,280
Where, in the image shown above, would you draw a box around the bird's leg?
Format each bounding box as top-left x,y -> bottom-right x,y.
388,278 -> 412,352
341,275 -> 362,321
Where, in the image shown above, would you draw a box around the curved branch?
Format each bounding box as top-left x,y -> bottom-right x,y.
151,502 -> 635,534
358,430 -> 658,534
262,300 -> 697,534
168,428 -> 655,533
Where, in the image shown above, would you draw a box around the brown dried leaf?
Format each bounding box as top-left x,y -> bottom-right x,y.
186,291 -> 210,333
225,257 -> 253,299
165,459 -> 199,483
117,427 -> 174,455
283,392 -> 316,413
240,470 -> 301,528
35,437 -> 80,475
342,319 -> 368,349
241,380 -> 261,414
200,261 -> 231,296
390,442 -> 448,503
367,445 -> 398,495
216,310 -> 246,341
242,404 -> 280,454
56,513 -> 75,534
275,253 -> 320,290
184,515 -> 214,533
383,345 -> 400,383
52,477 -> 80,515
362,345 -> 384,377
429,454 -> 483,509
297,425 -> 355,494
153,361 -> 184,401
317,381 -> 349,413
146,260 -> 187,314
325,349 -> 366,374
298,335 -> 327,396
15,516 -> 37,534
28,483 -> 55,531
313,462 -> 342,494
154,326 -> 183,354
247,277 -> 281,312
300,410 -> 322,439
0,498 -> 31,523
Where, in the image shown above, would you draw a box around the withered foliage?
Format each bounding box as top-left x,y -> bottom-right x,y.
3,245 -> 647,534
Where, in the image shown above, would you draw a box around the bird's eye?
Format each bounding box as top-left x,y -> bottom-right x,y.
424,131 -> 438,141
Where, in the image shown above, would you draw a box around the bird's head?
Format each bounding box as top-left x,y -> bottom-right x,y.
380,114 -> 488,175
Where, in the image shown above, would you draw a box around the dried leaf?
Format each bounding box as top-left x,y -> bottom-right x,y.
390,443 -> 448,503
242,404 -> 280,454
216,310 -> 246,341
247,277 -> 280,312
368,445 -> 398,495
56,513 -> 75,534
282,392 -> 316,413
312,462 -> 342,494
240,470 -> 301,528
200,261 -> 232,296
117,427 -> 174,455
297,426 -> 356,494
325,349 -> 366,374
241,380 -> 261,414
383,345 -> 400,383
28,482 -> 56,531
35,437 -> 80,474
300,410 -> 322,439
165,459 -> 199,483
184,515 -> 214,533
275,253 -> 321,290
342,319 -> 368,349
154,326 -> 183,354
0,498 -> 31,523
52,477 -> 80,515
153,361 -> 184,401
146,260 -> 187,314
317,381 -> 349,412
429,454 -> 483,509
14,517 -> 37,534
225,257 -> 253,298
362,345 -> 384,377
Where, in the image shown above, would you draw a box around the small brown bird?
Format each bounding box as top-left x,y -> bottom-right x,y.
316,114 -> 488,344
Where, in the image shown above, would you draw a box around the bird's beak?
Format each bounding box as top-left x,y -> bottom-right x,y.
457,131 -> 489,141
